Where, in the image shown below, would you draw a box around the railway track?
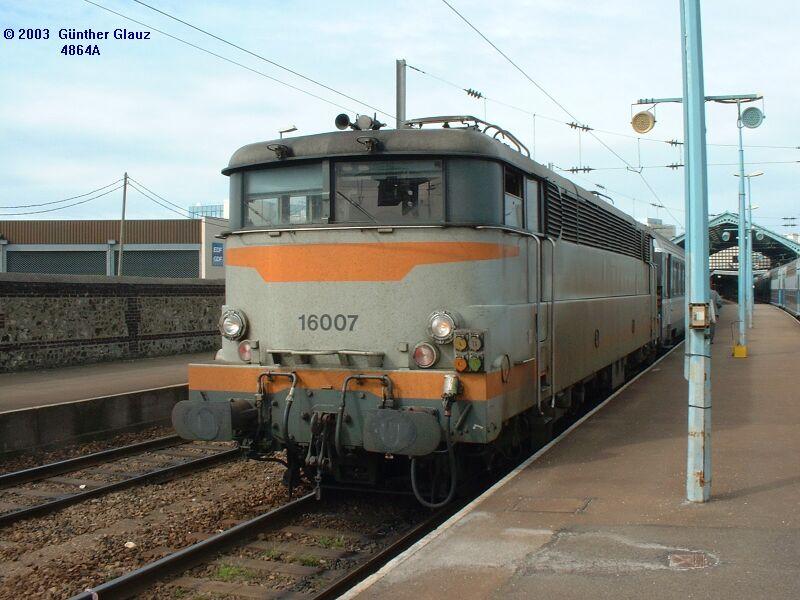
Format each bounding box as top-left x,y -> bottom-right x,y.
0,435 -> 240,526
70,490 -> 446,600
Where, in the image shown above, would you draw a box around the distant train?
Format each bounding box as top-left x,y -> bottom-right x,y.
761,257 -> 799,318
654,235 -> 686,345
172,115 -> 686,506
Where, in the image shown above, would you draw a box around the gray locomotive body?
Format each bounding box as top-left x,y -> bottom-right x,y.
173,117 -> 677,500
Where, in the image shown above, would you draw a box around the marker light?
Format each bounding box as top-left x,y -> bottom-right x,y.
467,355 -> 483,372
428,310 -> 457,344
238,340 -> 254,362
413,342 -> 439,369
220,309 -> 247,340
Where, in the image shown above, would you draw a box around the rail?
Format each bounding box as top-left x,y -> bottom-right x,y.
0,443 -> 239,526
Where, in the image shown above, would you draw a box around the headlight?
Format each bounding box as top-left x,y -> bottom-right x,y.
219,309 -> 247,340
428,310 -> 457,344
413,342 -> 439,368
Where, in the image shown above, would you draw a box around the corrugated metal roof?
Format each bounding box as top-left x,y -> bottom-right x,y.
0,220 -> 201,244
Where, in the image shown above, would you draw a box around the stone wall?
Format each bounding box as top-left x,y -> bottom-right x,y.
0,273 -> 225,373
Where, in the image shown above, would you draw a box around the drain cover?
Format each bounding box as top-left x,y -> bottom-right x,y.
668,552 -> 711,569
509,497 -> 592,514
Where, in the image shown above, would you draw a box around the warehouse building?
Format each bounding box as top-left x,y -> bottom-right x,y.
0,218 -> 227,278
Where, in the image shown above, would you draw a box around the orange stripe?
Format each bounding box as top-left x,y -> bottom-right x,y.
189,362 -> 536,402
226,242 -> 519,283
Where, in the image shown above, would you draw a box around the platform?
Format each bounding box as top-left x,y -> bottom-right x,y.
347,304 -> 800,600
0,352 -> 212,413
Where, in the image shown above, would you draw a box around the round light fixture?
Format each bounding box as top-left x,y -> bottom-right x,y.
740,106 -> 764,129
631,110 -> 656,134
412,342 -> 439,369
721,231 -> 731,242
238,340 -> 254,362
219,309 -> 247,340
428,310 -> 457,344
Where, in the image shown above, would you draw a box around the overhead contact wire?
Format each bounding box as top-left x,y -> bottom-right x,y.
130,0 -> 393,119
83,0 -> 359,114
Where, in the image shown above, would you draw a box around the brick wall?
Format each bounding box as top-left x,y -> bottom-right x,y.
0,273 -> 225,373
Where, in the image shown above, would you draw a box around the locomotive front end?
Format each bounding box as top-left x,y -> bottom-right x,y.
173,124 -> 540,500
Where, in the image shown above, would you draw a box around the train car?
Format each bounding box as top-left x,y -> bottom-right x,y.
768,258 -> 799,317
653,234 -> 686,346
172,115 -> 663,506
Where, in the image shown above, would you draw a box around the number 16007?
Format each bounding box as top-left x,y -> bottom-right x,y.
298,314 -> 358,331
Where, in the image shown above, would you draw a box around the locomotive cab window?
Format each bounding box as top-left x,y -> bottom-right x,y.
244,163 -> 329,227
525,178 -> 540,232
334,160 -> 444,224
503,167 -> 524,228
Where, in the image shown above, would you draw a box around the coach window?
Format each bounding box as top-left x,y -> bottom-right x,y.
504,167 -> 524,228
524,178 -> 540,232
243,163 -> 328,227
334,160 -> 444,224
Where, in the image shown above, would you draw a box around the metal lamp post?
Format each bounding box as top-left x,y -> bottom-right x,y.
630,1 -> 764,502
734,106 -> 765,354
735,171 -> 764,329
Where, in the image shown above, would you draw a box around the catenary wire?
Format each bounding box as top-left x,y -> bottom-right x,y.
0,179 -> 122,209
440,0 -> 640,171
83,0 -> 360,114
130,0 -> 393,119
407,63 -> 798,150
0,184 -> 124,216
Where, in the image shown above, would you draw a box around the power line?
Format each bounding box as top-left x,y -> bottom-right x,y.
130,0 -> 393,119
83,0 -> 360,114
0,179 -> 122,209
127,180 -> 229,228
0,184 -> 124,216
128,176 -> 227,221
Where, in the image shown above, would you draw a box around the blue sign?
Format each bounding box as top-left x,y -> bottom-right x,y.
211,242 -> 224,266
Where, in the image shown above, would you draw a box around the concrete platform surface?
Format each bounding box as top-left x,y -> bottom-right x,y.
0,352 -> 213,413
348,304 -> 800,600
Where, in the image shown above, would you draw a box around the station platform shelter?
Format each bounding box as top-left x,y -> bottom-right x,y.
674,212 -> 800,301
345,303 -> 800,600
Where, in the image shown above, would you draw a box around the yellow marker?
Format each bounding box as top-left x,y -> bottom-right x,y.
733,345 -> 748,358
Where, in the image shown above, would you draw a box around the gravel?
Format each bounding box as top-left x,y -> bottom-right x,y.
0,456 -> 295,599
0,425 -> 176,475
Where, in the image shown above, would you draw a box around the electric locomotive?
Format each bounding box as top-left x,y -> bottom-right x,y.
173,115 -> 666,505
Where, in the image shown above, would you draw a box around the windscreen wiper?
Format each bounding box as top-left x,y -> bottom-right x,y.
336,191 -> 379,224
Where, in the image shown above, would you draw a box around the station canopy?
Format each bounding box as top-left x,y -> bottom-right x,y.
673,211 -> 800,273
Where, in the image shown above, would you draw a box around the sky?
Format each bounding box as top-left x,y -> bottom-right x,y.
0,0 -> 798,235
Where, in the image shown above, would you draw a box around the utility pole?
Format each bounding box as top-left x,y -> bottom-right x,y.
118,172 -> 128,277
396,59 -> 407,128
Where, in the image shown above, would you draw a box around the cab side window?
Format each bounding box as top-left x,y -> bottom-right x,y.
504,168 -> 523,228
525,178 -> 540,232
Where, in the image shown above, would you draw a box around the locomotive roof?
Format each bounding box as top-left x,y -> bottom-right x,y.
225,126 -> 646,232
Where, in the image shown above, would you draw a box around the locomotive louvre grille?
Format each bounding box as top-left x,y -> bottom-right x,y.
544,182 -> 563,238
544,180 -> 651,262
